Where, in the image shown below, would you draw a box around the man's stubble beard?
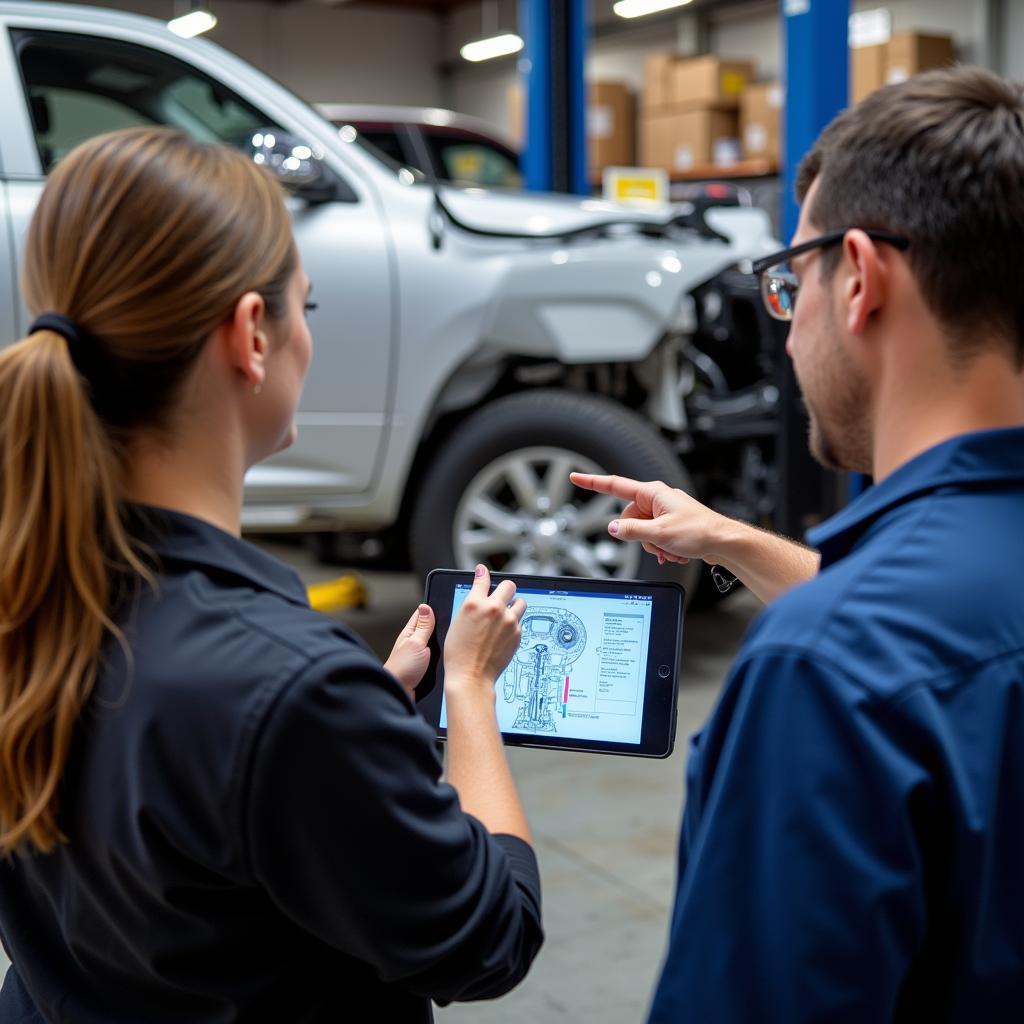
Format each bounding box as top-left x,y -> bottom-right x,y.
799,303 -> 873,475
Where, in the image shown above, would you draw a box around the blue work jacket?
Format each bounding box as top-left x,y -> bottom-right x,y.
649,427 -> 1024,1023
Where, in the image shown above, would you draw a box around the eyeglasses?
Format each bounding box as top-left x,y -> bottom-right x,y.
751,229 -> 910,322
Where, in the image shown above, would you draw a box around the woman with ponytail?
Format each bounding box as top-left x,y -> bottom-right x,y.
0,127 -> 541,1023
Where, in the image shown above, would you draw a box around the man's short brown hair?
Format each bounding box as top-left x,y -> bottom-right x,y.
797,66 -> 1024,364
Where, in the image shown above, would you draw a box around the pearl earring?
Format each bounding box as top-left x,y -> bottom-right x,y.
254,382 -> 263,395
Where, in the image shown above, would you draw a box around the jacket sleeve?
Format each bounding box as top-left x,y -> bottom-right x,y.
243,649 -> 543,1005
648,648 -> 930,1024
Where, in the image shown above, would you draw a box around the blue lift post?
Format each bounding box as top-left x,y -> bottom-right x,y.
781,0 -> 850,239
775,0 -> 853,537
519,0 -> 588,195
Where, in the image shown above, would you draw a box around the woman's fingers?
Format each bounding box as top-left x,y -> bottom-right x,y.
491,578 -> 518,608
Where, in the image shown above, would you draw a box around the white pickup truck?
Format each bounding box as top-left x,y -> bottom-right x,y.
0,1 -> 785,600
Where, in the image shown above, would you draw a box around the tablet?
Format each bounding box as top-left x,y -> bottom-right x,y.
417,570 -> 685,758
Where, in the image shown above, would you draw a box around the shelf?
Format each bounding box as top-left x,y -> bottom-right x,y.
667,159 -> 779,181
590,160 -> 779,190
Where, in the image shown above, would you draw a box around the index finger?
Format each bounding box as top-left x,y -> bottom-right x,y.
569,472 -> 647,502
471,563 -> 491,595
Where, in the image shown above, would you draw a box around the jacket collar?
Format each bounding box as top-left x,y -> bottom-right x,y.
807,426 -> 1024,567
127,504 -> 310,608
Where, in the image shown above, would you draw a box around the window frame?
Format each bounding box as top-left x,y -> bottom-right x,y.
9,26 -> 357,203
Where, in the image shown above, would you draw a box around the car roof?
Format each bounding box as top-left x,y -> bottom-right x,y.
315,103 -> 518,151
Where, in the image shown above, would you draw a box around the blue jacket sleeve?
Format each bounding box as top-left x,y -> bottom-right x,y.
244,649 -> 543,1005
648,648 -> 931,1024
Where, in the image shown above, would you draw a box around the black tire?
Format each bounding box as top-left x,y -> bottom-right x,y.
410,389 -> 701,602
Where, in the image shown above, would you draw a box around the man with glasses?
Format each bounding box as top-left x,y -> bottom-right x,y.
573,66 -> 1024,1021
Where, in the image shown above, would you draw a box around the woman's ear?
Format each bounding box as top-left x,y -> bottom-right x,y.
216,291 -> 268,390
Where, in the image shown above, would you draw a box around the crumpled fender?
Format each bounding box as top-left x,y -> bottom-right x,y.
480,207 -> 777,363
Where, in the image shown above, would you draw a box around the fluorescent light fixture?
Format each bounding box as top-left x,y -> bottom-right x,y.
460,33 -> 524,63
168,8 -> 217,38
613,0 -> 692,18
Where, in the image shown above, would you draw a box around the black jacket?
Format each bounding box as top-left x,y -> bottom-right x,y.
0,507 -> 542,1022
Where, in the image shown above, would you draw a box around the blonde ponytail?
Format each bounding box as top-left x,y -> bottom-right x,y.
0,126 -> 295,854
0,330 -> 146,853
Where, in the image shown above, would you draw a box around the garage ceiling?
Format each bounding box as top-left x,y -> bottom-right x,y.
273,0 -> 476,8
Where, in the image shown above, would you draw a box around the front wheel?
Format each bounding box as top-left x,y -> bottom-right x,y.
410,390 -> 701,601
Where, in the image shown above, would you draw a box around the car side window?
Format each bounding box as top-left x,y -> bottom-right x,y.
423,132 -> 522,189
355,128 -> 418,171
15,30 -> 294,177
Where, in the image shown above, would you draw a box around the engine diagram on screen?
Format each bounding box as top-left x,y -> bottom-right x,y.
500,607 -> 587,733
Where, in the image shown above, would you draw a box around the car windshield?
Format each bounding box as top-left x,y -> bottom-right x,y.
328,121 -> 426,182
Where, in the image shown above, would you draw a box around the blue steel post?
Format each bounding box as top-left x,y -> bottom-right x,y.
781,0 -> 850,240
519,0 -> 588,194
776,0 -> 855,534
519,0 -> 551,192
567,0 -> 588,195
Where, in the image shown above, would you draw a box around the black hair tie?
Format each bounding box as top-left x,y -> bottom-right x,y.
29,312 -> 85,346
28,312 -> 126,422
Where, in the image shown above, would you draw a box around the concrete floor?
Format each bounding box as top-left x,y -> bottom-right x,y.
0,541 -> 762,1021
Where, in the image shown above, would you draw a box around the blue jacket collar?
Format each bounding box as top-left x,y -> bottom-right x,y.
807,426 -> 1024,567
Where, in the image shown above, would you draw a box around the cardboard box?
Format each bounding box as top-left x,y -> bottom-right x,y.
507,81 -> 524,147
851,43 -> 886,103
672,56 -> 753,108
644,52 -> 677,109
641,106 -> 739,173
885,31 -> 955,85
588,81 -> 635,173
740,81 -> 782,163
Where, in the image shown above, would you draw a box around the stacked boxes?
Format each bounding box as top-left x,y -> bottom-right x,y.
852,31 -> 955,103
851,43 -> 888,103
739,82 -> 782,164
588,81 -> 635,175
641,55 -> 752,174
509,80 -> 638,177
885,32 -> 955,84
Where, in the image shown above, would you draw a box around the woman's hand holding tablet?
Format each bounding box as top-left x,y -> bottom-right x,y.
417,570 -> 685,758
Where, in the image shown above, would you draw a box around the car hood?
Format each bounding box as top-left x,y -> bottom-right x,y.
436,185 -> 777,256
439,185 -> 672,234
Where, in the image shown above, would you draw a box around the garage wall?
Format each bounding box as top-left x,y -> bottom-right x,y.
72,0 -> 442,105
588,16 -> 699,92
450,0 -> 999,139
78,0 -> 1015,138
441,0 -> 518,133
1003,0 -> 1024,79
710,0 -> 989,79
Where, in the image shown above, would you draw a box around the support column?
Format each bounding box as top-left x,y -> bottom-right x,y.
776,0 -> 852,534
519,0 -> 588,194
781,0 -> 850,239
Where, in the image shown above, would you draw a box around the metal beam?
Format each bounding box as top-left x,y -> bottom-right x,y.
519,0 -> 587,194
781,0 -> 849,240
776,0 -> 852,530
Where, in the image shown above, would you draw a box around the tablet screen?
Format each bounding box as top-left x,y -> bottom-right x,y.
420,570 -> 684,758
440,583 -> 654,746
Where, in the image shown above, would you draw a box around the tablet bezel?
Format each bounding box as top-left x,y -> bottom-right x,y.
416,569 -> 685,758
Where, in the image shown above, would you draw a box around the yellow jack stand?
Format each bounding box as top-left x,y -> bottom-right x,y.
307,574 -> 368,612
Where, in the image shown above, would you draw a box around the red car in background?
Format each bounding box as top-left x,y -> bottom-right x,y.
316,103 -> 522,189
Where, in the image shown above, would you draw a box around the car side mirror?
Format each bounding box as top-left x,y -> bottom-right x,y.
246,129 -> 336,203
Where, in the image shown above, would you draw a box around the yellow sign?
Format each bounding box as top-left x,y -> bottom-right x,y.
603,167 -> 669,209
